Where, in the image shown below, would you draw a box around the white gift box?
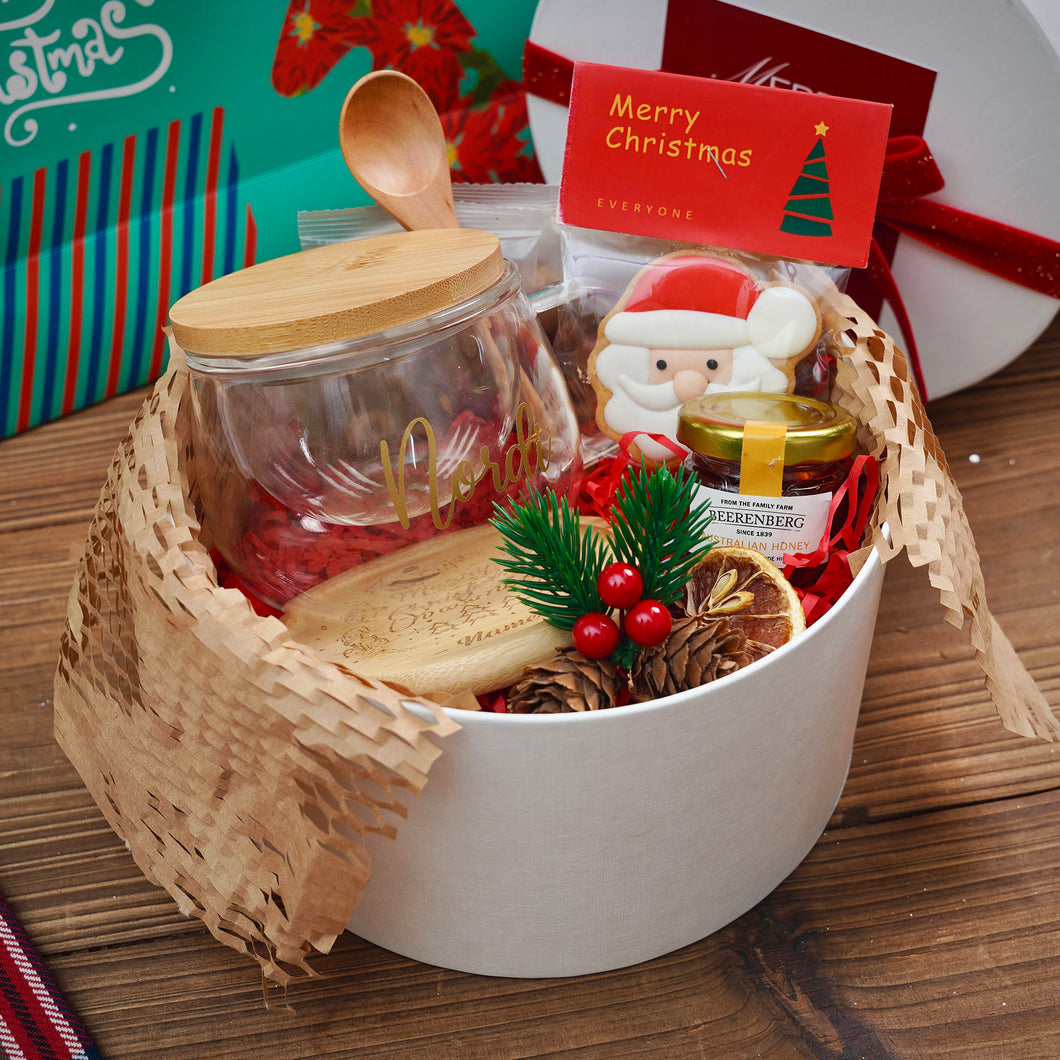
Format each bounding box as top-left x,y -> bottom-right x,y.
525,0 -> 1060,401
347,544 -> 885,976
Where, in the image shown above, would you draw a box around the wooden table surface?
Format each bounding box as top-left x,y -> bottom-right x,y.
2,318 -> 1059,1059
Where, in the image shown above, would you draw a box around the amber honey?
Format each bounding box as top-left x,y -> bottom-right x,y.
677,392 -> 856,564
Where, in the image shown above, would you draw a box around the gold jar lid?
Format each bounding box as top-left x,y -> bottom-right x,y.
168,228 -> 504,357
677,392 -> 857,464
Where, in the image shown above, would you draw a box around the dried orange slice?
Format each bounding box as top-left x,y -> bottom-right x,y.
685,546 -> 805,658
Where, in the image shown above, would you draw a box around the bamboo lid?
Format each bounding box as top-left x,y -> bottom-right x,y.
168,228 -> 504,357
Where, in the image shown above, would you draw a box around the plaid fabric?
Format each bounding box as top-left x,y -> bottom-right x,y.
0,894 -> 100,1060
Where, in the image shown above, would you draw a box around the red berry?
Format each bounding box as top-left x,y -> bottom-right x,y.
623,599 -> 672,647
597,562 -> 645,610
573,612 -> 621,659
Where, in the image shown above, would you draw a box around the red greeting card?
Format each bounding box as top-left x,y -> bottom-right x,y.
558,62 -> 893,267
661,0 -> 936,308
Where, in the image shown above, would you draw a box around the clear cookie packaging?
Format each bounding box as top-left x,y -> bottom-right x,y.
552,230 -> 852,465
297,182 -> 563,300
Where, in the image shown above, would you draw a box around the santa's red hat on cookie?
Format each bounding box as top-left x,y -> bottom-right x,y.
591,254 -> 821,461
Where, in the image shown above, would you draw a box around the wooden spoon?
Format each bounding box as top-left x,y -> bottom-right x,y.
339,70 -> 459,231
339,68 -> 540,410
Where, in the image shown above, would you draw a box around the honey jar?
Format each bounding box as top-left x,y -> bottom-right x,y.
676,392 -> 856,565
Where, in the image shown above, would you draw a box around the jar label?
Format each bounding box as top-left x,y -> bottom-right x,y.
694,484 -> 831,565
380,400 -> 553,530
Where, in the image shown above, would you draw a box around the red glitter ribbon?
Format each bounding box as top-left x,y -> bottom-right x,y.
869,135 -> 1060,398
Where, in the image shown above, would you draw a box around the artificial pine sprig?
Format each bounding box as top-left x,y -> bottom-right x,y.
609,461 -> 714,605
491,490 -> 611,630
491,464 -> 714,669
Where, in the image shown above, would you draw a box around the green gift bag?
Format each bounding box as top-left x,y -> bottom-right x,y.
0,0 -> 541,437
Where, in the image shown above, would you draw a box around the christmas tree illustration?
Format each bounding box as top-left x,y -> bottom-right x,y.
780,122 -> 833,237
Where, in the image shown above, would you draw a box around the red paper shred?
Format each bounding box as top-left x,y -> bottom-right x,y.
476,692 -> 509,713
781,454 -> 881,625
213,552 -> 284,619
578,431 -> 686,520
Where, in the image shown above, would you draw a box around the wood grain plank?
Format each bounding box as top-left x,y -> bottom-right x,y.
0,322 -> 1058,1058
0,389 -> 146,534
749,787 -> 1060,1060
18,787 -> 1060,1059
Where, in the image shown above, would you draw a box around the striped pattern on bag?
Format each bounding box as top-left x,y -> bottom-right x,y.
1,106 -> 256,438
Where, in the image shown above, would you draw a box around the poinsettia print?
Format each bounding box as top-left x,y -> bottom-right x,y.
269,0 -> 546,185
271,0 -> 357,97
351,0 -> 476,112
442,81 -> 544,184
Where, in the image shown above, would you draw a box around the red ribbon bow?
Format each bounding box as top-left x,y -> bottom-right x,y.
871,135 -> 1060,397
522,42 -> 1060,400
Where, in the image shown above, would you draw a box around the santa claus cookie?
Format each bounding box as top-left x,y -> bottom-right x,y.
588,253 -> 822,463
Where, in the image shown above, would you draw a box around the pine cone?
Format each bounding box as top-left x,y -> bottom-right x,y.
629,615 -> 754,702
507,647 -> 624,714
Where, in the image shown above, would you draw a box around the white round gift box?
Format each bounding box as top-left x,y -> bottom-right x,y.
525,0 -> 1060,402
346,544 -> 885,977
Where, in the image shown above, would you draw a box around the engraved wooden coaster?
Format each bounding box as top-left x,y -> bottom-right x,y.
281,523 -> 571,698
